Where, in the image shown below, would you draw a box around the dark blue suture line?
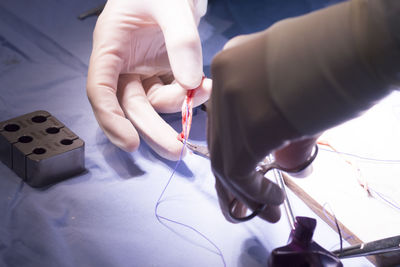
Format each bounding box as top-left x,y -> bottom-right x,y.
154,103 -> 226,267
369,188 -> 400,212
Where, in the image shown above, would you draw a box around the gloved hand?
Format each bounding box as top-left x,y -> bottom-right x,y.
208,30 -> 319,223
208,0 -> 400,223
87,0 -> 211,160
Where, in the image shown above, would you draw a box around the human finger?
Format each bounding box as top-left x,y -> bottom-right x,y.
87,51 -> 140,152
117,74 -> 185,161
143,76 -> 212,113
153,1 -> 203,89
273,135 -> 320,177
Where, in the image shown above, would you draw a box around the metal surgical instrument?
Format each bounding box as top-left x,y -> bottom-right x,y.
333,235 -> 400,259
184,140 -> 318,223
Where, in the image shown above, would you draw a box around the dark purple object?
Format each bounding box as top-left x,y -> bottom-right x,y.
268,216 -> 343,267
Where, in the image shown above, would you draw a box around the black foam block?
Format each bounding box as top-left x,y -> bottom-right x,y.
0,110 -> 85,187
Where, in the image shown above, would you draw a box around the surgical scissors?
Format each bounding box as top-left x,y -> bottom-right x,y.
184,140 -> 318,223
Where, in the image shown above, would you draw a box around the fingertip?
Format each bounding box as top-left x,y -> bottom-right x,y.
289,165 -> 314,178
192,77 -> 212,107
199,77 -> 212,94
142,131 -> 186,161
175,59 -> 203,90
274,136 -> 319,170
162,140 -> 186,161
99,115 -> 141,153
202,77 -> 212,90
120,136 -> 140,153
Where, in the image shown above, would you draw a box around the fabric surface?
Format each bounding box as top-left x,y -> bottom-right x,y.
0,0 -> 371,266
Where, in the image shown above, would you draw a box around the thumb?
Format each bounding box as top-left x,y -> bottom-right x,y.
273,135 -> 320,177
153,1 -> 203,89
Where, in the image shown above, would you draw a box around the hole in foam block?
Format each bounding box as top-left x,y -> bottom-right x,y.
46,127 -> 60,134
60,139 -> 73,145
18,135 -> 33,143
4,123 -> 20,132
31,115 -> 47,123
32,147 -> 46,155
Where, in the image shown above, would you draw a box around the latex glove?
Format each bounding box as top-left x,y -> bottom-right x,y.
208,0 -> 400,223
87,0 -> 211,160
208,31 -> 318,223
